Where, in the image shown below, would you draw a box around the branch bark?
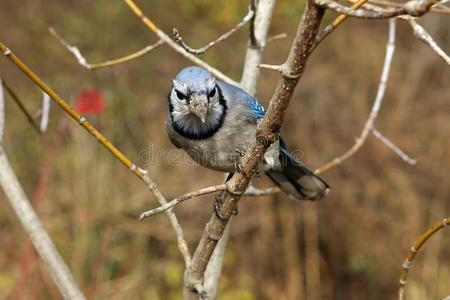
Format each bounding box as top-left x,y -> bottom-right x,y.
182,1 -> 325,298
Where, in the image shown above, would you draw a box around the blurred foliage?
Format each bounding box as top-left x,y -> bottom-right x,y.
0,0 -> 449,299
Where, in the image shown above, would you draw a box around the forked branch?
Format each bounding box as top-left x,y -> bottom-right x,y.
173,8 -> 255,55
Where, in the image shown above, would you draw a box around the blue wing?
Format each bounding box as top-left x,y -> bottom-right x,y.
243,93 -> 266,119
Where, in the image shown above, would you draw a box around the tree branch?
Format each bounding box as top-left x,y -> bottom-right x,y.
314,0 -> 438,18
182,1 -> 325,298
1,78 -> 42,134
172,9 -> 255,55
398,217 -> 450,300
404,16 -> 450,65
49,27 -> 164,70
371,128 -> 417,165
139,184 -> 228,220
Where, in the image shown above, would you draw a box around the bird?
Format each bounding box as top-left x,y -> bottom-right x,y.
165,66 -> 329,202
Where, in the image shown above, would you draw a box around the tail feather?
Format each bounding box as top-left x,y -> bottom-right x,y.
266,148 -> 329,200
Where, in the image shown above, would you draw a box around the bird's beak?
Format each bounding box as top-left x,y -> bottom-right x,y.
188,95 -> 209,123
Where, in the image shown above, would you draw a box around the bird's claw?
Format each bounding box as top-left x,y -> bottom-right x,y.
234,160 -> 247,176
213,195 -> 238,221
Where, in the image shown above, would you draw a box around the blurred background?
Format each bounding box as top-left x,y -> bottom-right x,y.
0,0 -> 449,299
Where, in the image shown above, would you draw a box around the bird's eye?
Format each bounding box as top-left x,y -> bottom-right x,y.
176,91 -> 186,100
209,88 -> 216,98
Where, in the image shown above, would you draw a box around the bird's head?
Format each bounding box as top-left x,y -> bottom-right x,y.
168,67 -> 226,138
169,66 -> 218,123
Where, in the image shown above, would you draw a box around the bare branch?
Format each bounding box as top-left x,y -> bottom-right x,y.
49,27 -> 164,70
371,128 -> 417,165
314,0 -> 438,18
258,63 -> 302,78
243,183 -> 281,196
139,184 -> 228,220
266,33 -> 287,43
404,16 -> 450,65
313,0 -> 369,51
398,217 -> 450,300
1,78 -> 41,134
172,9 -> 255,55
315,19 -> 396,175
366,0 -> 450,14
123,0 -> 239,86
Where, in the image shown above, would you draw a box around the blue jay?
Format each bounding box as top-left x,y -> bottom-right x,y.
166,66 -> 329,201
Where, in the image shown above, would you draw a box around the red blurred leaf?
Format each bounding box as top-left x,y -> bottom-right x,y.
74,90 -> 105,115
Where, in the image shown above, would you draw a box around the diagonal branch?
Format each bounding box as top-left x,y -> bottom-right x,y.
49,27 -> 164,70
0,42 -> 192,267
371,128 -> 417,165
404,16 -> 450,65
182,1 -> 326,298
172,8 -> 255,55
139,184 -> 227,220
1,78 -> 42,134
315,19 -> 397,175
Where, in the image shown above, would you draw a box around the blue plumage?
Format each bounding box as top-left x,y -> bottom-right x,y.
165,66 -> 329,200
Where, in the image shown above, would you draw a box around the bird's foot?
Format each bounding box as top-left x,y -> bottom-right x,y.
213,195 -> 238,221
234,160 -> 247,176
253,168 -> 262,177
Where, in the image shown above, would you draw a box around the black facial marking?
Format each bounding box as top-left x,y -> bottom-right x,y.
169,85 -> 227,140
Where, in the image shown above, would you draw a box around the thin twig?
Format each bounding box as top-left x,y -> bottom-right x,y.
367,0 -> 450,14
404,16 -> 450,65
49,27 -> 164,70
266,33 -> 288,43
173,9 -> 255,55
243,184 -> 281,196
313,0 -> 369,52
139,184 -> 227,220
371,128 -> 417,165
315,19 -> 397,175
1,78 -> 42,134
314,0 -> 438,18
123,0 -> 239,86
398,217 -> 450,300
